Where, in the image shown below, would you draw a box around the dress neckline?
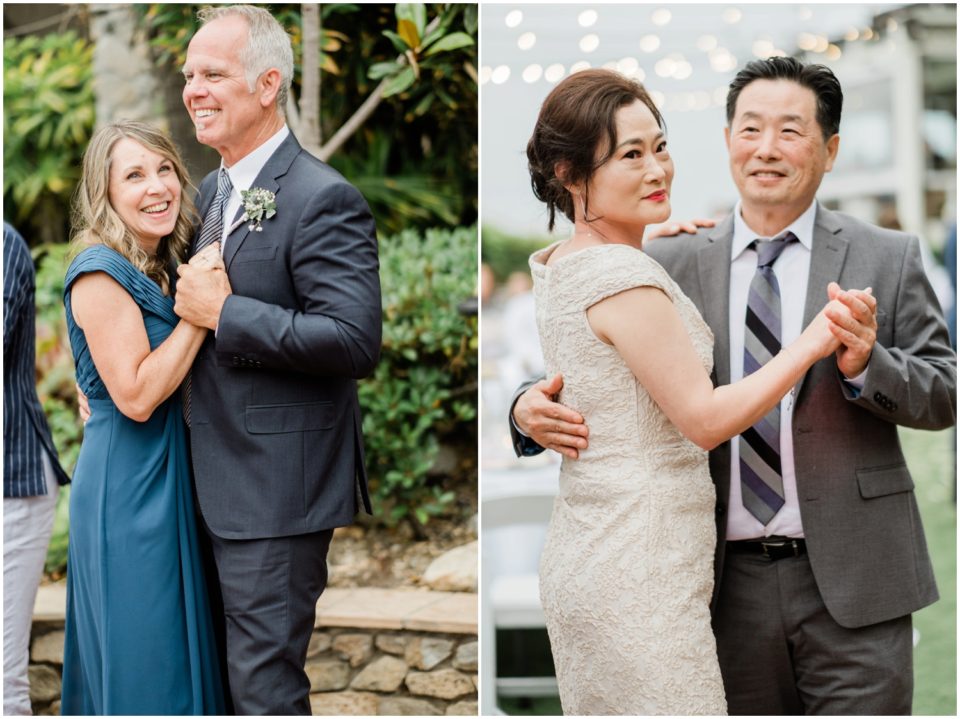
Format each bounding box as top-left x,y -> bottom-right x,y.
532,240 -> 643,271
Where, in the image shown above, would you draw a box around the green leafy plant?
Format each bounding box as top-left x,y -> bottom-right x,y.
359,224 -> 478,527
3,32 -> 95,245
371,3 -> 476,100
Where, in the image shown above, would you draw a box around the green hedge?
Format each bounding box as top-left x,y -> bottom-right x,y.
360,224 -> 478,526
480,224 -> 550,282
37,224 -> 477,572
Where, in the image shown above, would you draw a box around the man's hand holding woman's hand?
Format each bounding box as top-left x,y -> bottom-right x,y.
175,242 -> 232,330
824,282 -> 878,378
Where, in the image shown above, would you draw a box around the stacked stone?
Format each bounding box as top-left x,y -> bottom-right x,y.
307,628 -> 478,716
27,623 -> 63,715
25,620 -> 478,716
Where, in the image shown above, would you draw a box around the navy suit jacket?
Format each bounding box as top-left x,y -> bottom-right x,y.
3,223 -> 69,496
187,133 -> 382,539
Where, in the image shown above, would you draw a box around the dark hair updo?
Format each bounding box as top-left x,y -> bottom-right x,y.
526,68 -> 665,232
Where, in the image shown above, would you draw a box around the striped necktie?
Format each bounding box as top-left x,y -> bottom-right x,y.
194,168 -> 233,254
183,168 -> 232,427
739,232 -> 797,525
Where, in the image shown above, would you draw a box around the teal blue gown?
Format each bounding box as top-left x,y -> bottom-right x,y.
60,246 -> 225,715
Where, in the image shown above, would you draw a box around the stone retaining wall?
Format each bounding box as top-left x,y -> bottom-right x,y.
28,620 -> 477,716
29,583 -> 478,715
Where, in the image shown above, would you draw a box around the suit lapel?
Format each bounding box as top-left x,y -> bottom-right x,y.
699,217 -> 734,386
223,133 -> 303,271
795,206 -> 847,399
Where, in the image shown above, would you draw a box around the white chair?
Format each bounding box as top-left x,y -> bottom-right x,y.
480,488 -> 559,715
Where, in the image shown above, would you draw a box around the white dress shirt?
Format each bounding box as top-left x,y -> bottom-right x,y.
218,124 -> 290,250
725,200 -> 818,540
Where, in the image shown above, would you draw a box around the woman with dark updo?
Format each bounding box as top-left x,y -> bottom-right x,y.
525,69 -> 846,714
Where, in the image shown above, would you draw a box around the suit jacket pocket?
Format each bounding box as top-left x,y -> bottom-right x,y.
245,401 -> 335,434
234,245 -> 278,263
856,463 -> 914,498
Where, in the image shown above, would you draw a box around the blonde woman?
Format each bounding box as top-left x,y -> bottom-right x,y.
60,121 -> 225,714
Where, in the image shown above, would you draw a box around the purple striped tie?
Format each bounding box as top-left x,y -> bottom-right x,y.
740,232 -> 796,524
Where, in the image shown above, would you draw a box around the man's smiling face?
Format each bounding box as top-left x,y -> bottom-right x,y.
181,15 -> 265,166
725,79 -> 839,227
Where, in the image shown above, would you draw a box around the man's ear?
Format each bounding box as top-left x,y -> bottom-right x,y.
258,68 -> 282,108
823,134 -> 840,174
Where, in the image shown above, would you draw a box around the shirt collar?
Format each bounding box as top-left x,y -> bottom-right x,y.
221,125 -> 290,195
731,199 -> 817,261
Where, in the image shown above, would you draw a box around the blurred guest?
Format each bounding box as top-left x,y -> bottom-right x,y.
481,263 -> 496,305
3,222 -> 70,715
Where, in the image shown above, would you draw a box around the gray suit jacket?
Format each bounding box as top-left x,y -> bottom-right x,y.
512,205 -> 956,628
646,206 -> 955,628
188,133 -> 382,540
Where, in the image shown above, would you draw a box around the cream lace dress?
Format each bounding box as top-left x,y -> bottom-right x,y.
530,242 -> 727,716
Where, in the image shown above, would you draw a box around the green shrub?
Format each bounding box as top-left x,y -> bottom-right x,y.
359,224 -> 478,527
3,32 -> 95,246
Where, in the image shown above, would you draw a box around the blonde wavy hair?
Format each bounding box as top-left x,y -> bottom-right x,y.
70,121 -> 196,295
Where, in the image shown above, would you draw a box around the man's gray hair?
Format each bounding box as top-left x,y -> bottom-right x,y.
197,5 -> 294,112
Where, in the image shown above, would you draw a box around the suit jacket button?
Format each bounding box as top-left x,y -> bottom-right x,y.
890,401 -> 898,411
232,357 -> 240,366
874,391 -> 884,402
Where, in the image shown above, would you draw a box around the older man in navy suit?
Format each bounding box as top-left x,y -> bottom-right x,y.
171,5 -> 381,714
3,223 -> 70,714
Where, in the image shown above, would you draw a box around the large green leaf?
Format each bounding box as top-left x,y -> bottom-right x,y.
423,32 -> 474,57
381,65 -> 416,98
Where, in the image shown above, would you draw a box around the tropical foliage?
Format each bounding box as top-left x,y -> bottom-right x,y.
3,32 -> 95,245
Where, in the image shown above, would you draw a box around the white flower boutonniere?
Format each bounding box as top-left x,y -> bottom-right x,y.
240,187 -> 277,232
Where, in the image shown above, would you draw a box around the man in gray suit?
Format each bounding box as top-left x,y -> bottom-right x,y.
511,58 -> 956,714
172,5 -> 380,714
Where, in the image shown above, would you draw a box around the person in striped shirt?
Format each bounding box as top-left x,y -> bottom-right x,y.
3,222 -> 70,715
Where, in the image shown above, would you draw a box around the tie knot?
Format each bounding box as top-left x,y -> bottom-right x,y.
216,168 -> 233,198
754,232 -> 796,269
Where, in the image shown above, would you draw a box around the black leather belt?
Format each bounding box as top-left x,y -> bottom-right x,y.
726,537 -> 806,561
